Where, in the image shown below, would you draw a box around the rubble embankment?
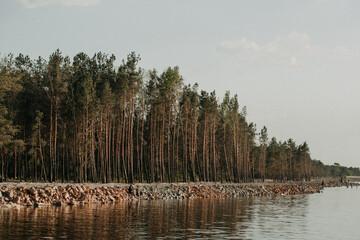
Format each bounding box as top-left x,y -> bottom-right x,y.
0,180 -> 357,208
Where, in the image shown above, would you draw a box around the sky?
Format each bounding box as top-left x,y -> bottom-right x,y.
1,0 -> 360,167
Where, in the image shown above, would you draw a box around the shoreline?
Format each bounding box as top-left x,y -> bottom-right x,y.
0,180 -> 357,209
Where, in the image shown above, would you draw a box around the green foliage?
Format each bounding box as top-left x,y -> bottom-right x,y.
0,50 -> 357,182
0,57 -> 22,148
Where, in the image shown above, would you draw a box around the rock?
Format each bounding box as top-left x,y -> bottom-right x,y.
27,187 -> 37,196
68,200 -> 77,206
12,196 -> 21,204
4,190 -> 14,199
63,192 -> 70,200
58,186 -> 66,193
25,199 -> 32,206
45,187 -> 53,195
53,200 -> 62,206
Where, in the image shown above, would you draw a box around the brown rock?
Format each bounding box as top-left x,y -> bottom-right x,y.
53,200 -> 62,206
45,187 -> 53,195
63,192 -> 70,200
27,187 -> 37,196
12,196 -> 21,204
25,199 -> 32,206
5,190 -> 14,199
68,200 -> 77,206
58,186 -> 66,193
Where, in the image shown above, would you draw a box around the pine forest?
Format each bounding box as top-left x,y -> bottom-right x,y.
1,50 -> 358,183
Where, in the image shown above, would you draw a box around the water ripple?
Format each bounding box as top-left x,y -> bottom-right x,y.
0,187 -> 359,239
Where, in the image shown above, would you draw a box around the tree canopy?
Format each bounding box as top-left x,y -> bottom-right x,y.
0,50 -> 358,183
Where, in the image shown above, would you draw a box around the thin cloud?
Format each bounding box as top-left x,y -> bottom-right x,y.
20,0 -> 100,8
290,56 -> 297,66
217,31 -> 359,70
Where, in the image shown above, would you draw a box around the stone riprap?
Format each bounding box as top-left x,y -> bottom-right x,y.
0,181 -> 356,208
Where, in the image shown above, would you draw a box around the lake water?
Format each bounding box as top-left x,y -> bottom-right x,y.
0,186 -> 359,239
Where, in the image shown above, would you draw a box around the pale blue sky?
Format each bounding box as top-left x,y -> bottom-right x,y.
1,0 -> 360,167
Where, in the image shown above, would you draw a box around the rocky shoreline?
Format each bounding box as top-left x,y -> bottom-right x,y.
0,180 -> 357,209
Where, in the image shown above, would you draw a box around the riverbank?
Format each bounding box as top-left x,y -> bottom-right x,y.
0,180 -> 357,208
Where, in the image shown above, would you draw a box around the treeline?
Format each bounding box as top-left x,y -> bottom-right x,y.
311,161 -> 360,179
0,50 -> 358,183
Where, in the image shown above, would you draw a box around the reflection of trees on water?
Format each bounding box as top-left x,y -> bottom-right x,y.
0,198 -> 256,239
0,196 -> 310,239
143,198 -> 253,238
247,195 -> 309,238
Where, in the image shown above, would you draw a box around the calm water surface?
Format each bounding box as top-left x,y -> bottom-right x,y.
0,186 -> 359,239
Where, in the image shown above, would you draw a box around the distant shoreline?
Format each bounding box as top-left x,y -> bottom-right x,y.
1,180 -> 357,209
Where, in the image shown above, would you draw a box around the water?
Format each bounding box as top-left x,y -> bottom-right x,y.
0,186 -> 359,239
